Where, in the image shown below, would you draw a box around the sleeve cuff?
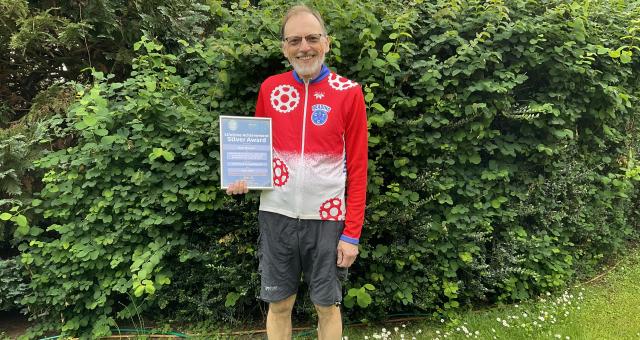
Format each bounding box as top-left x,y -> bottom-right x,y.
340,235 -> 360,245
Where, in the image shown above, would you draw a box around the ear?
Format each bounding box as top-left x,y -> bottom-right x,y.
281,41 -> 288,58
324,35 -> 331,52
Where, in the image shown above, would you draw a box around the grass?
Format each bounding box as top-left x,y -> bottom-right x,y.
4,249 -> 638,339
337,248 -> 640,340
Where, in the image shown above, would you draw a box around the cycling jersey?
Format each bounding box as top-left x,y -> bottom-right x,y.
255,64 -> 368,244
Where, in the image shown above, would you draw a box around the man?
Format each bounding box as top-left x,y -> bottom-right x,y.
226,5 -> 368,339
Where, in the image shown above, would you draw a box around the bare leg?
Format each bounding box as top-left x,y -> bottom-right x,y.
267,294 -> 296,340
315,304 -> 342,340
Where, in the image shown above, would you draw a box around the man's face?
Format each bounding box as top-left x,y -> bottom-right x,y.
282,12 -> 330,79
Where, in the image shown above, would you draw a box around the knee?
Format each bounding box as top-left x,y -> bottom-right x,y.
315,304 -> 340,320
269,295 -> 296,316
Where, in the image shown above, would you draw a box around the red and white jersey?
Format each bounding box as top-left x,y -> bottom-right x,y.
255,65 -> 368,244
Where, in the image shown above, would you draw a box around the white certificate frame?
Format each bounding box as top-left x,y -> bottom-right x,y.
219,115 -> 273,190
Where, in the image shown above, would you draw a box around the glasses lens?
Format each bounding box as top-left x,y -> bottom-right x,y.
286,36 -> 302,46
285,34 -> 323,46
306,34 -> 321,44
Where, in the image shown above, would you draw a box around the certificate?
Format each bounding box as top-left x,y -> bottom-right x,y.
219,116 -> 273,189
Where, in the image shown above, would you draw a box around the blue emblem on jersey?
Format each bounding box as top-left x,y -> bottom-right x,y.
311,104 -> 331,126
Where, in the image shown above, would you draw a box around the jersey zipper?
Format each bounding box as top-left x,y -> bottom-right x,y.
295,79 -> 310,218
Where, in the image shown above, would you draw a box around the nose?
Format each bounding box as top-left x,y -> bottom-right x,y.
299,38 -> 312,51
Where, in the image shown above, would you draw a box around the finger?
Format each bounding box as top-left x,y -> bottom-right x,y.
241,180 -> 248,193
226,183 -> 235,195
336,248 -> 343,266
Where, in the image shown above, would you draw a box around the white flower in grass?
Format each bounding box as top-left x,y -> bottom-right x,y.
491,328 -> 496,333
436,331 -> 441,335
394,327 -> 399,332
515,304 -> 519,308
441,319 -> 445,323
555,335 -> 562,338
417,329 -> 423,334
373,334 -> 381,339
364,336 -> 369,340
456,327 -> 461,332
402,324 -> 406,328
566,337 -> 570,340
475,331 -> 480,335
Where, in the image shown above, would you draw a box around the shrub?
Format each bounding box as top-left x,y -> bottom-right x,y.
19,0 -> 640,337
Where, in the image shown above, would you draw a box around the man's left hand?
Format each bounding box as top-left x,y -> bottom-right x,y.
337,240 -> 359,268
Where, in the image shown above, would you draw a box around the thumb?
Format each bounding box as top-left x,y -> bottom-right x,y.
336,248 -> 343,265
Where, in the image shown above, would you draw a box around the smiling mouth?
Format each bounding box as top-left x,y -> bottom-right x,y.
296,55 -> 315,61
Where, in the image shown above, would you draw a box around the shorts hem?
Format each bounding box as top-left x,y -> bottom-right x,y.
258,291 -> 298,304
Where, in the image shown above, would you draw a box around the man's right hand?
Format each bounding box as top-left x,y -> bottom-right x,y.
226,180 -> 249,195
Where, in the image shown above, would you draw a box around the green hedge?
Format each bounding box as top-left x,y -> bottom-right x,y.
13,0 -> 640,337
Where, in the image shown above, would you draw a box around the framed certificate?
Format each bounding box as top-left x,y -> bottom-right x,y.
219,115 -> 273,189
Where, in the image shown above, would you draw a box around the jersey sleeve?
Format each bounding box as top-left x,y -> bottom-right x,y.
341,86 -> 368,244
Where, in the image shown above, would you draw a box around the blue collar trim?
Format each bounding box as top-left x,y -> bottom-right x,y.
292,64 -> 330,84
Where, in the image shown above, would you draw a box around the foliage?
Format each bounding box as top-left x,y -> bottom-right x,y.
0,256 -> 28,312
14,0 -> 640,337
0,0 -> 216,125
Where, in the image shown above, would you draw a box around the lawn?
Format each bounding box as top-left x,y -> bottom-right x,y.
3,248 -> 638,339
338,247 -> 640,340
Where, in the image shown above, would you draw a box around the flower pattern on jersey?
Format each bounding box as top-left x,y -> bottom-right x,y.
319,198 -> 343,221
328,73 -> 357,91
272,157 -> 290,187
270,85 -> 300,113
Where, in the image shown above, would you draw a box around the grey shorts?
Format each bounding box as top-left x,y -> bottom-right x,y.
257,210 -> 348,306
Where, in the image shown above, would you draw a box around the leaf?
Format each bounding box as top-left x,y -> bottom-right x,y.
363,283 -> 376,291
356,290 -> 372,308
225,292 -> 240,307
134,285 -> 145,297
620,50 -> 632,64
14,214 -> 28,227
459,252 -> 473,263
371,103 -> 385,112
82,115 -> 98,127
468,153 -> 481,164
145,80 -> 157,91
382,43 -> 394,53
145,283 -> 156,295
162,151 -> 175,162
0,213 -> 12,221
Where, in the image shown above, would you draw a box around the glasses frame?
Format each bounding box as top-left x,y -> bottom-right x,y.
282,33 -> 326,47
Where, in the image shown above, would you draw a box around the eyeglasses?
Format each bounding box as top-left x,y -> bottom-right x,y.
283,33 -> 325,47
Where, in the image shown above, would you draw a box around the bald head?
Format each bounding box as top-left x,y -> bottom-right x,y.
280,5 -> 327,39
